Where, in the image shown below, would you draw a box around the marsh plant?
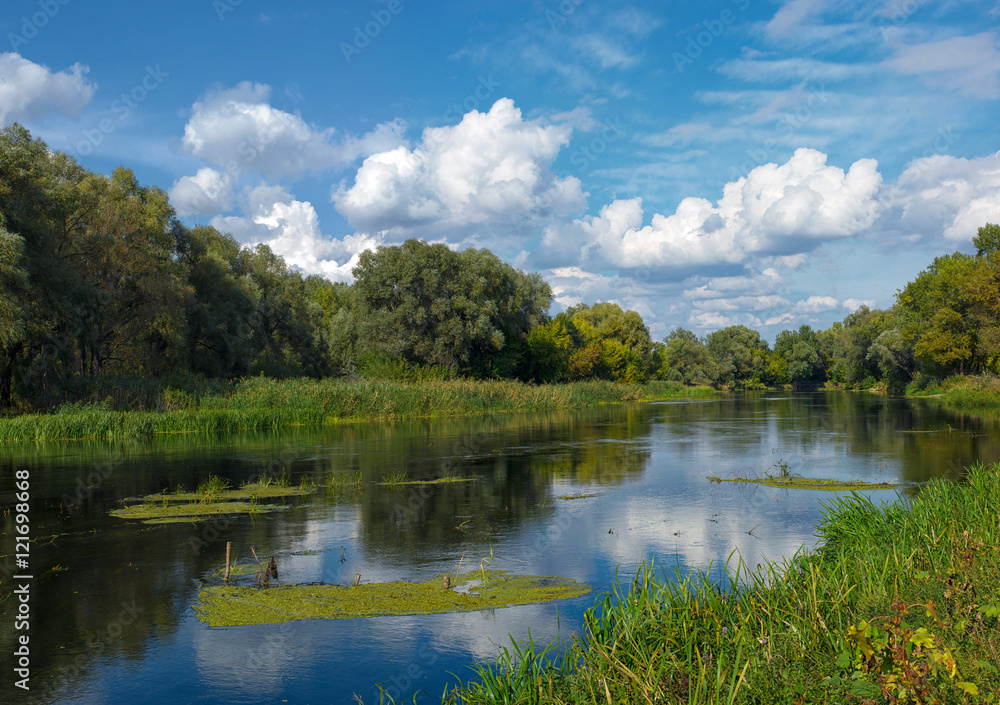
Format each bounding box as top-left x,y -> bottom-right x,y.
197,474 -> 230,502
326,470 -> 363,493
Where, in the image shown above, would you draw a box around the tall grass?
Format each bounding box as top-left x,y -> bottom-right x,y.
445,462 -> 1000,703
0,377 -> 714,443
941,374 -> 1000,409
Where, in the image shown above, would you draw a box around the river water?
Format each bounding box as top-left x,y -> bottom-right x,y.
1,392 -> 998,704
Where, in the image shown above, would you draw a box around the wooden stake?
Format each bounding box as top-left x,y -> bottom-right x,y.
224,541 -> 232,581
354,573 -> 361,587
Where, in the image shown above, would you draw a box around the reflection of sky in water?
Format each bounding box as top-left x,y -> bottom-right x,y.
9,393 -> 1000,704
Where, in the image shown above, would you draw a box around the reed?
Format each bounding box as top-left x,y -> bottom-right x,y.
0,377 -> 714,443
445,462 -> 1000,704
940,374 -> 1000,409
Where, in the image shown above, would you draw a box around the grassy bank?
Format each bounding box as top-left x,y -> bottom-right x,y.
0,377 -> 714,442
938,375 -> 1000,410
445,462 -> 1000,704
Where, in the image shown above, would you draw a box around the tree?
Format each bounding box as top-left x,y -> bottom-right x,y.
705,325 -> 769,387
662,328 -> 714,385
973,223 -> 1000,257
896,253 -> 977,376
773,325 -> 823,385
567,303 -> 656,382
352,239 -> 551,376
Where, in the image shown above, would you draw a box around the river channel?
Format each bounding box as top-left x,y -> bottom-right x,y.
2,391 -> 998,704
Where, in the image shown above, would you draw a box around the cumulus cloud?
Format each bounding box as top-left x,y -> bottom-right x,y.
333,98 -> 586,244
879,151 -> 1000,242
543,148 -> 881,272
0,53 -> 96,125
169,168 -> 234,216
885,32 -> 1000,100
211,185 -> 377,281
181,82 -> 406,180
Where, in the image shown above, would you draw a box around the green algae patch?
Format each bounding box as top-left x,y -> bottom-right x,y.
193,570 -> 591,627
557,493 -> 600,500
109,501 -> 289,524
135,484 -> 313,504
378,476 -> 478,487
707,475 -> 901,491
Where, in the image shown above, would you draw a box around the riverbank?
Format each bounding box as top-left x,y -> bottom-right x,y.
938,375 -> 1000,410
0,376 -> 715,442
446,462 -> 1000,704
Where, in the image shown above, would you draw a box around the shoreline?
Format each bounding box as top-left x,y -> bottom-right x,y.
0,377 -> 716,443
446,461 -> 1000,703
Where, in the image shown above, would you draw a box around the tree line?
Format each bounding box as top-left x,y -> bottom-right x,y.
2,123 -> 998,408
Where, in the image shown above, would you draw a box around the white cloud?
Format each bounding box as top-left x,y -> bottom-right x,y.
549,148 -> 881,271
0,53 -> 95,125
885,32 -> 1000,99
211,186 -> 377,281
718,57 -> 863,83
792,295 -> 839,313
766,0 -> 830,39
182,82 -> 406,180
333,98 -> 586,244
843,298 -> 875,311
879,151 -> 1000,243
169,168 -> 234,216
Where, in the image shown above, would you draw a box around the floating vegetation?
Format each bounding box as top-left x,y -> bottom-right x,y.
193,570 -> 591,627
557,493 -> 600,500
325,470 -> 363,493
707,475 -> 901,491
130,475 -> 314,504
109,501 -> 289,524
377,474 -> 477,486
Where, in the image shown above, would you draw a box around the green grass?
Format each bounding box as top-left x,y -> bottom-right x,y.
940,375 -> 1000,409
706,475 -> 902,491
109,500 -> 289,524
444,462 -> 1000,704
0,377 -> 716,443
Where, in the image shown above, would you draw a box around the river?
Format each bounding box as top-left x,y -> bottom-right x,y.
1,391 -> 998,704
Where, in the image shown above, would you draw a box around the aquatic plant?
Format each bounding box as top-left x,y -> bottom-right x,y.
193,570 -> 591,627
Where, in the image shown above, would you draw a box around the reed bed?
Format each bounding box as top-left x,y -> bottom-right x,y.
445,462 -> 1000,704
940,375 -> 1000,410
0,377 -> 713,443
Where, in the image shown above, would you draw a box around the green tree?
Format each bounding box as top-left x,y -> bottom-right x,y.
662,328 -> 714,385
973,223 -> 1000,257
896,253 -> 977,376
773,325 -> 823,385
568,302 -> 655,382
352,239 -> 550,376
705,325 -> 769,387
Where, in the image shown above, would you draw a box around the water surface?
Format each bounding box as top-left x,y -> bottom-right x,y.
1,392 -> 997,704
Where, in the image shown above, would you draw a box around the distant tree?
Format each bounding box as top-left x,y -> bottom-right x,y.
352,239 -> 551,376
897,253 -> 977,376
705,325 -> 769,387
973,223 -> 1000,257
662,328 -> 714,385
568,302 -> 656,382
773,325 -> 823,385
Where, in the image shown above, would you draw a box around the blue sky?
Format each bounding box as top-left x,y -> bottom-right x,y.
3,0 -> 999,340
